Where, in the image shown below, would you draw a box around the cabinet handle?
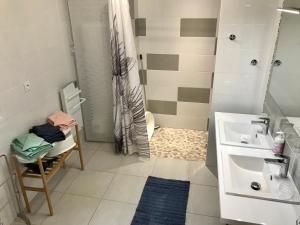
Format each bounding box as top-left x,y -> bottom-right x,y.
229,34 -> 236,41
251,59 -> 258,66
273,59 -> 282,66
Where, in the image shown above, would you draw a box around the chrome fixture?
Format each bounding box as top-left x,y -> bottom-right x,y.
251,117 -> 270,135
250,59 -> 258,66
264,154 -> 290,178
277,8 -> 300,15
273,59 -> 282,66
229,34 -> 236,41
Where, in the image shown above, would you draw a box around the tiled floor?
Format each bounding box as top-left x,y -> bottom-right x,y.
13,142 -> 221,225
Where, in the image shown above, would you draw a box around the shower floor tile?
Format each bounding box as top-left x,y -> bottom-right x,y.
150,128 -> 208,161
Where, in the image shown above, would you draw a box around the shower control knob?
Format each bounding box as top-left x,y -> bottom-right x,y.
273,59 -> 282,66
250,59 -> 258,66
229,34 -> 236,41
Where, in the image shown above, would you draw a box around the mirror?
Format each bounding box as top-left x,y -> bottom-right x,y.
268,0 -> 300,136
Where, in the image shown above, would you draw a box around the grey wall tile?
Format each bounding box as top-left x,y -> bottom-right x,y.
135,18 -> 146,36
139,70 -> 147,85
147,54 -> 179,71
178,87 -> 210,103
180,18 -> 217,37
148,100 -> 177,115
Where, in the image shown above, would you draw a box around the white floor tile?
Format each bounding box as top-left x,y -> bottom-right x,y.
26,191 -> 63,225
188,161 -> 218,186
89,200 -> 136,225
41,194 -> 100,225
187,184 -> 220,217
66,171 -> 114,198
86,150 -> 123,173
65,147 -> 96,169
104,174 -> 146,204
186,213 -> 221,225
151,157 -> 190,180
117,155 -> 156,177
50,168 -> 80,193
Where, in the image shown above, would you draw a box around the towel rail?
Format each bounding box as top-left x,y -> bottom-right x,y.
67,90 -> 82,101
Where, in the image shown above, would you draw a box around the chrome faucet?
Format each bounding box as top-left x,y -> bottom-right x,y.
251,117 -> 270,135
264,154 -> 290,178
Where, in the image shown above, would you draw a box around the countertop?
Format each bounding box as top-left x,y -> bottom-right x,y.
215,112 -> 300,225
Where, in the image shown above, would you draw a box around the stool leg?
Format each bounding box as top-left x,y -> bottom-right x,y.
37,158 -> 53,216
12,155 -> 31,213
75,124 -> 84,170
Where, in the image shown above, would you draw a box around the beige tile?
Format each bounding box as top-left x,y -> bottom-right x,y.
139,69 -> 147,85
41,194 -> 100,225
89,200 -> 136,225
187,184 -> 220,217
146,18 -> 180,37
146,85 -> 178,101
186,213 -> 221,225
96,142 -> 115,152
147,70 -> 212,89
147,100 -> 177,115
66,171 -> 114,198
177,102 -> 210,117
0,201 -> 16,225
86,150 -> 123,172
147,54 -> 179,71
26,191 -> 63,225
180,18 -> 217,37
138,36 -> 216,55
151,158 -> 189,180
50,168 -> 80,193
135,18 -> 146,36
154,114 -> 208,130
179,54 -> 215,72
117,155 -> 156,177
65,147 -> 96,169
188,161 -> 218,186
104,174 -> 146,204
178,87 -> 211,103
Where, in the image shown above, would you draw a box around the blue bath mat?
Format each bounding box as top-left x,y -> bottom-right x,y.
131,176 -> 190,225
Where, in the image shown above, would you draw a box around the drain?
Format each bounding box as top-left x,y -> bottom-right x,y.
241,141 -> 248,144
251,182 -> 261,191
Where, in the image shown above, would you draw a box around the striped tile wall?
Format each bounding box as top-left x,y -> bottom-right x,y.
132,0 -> 220,130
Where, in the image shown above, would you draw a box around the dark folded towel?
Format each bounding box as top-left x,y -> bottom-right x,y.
30,123 -> 65,143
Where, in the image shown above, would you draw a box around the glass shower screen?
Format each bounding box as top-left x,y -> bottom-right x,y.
68,0 -> 114,142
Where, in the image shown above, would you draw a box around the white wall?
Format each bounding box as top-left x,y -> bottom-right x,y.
206,0 -> 283,166
0,0 -> 76,223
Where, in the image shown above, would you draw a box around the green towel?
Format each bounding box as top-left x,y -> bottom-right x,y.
11,133 -> 53,160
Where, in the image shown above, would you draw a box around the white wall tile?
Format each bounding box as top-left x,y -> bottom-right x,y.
146,18 -> 180,37
147,70 -> 212,88
138,0 -> 220,18
138,37 -> 216,55
177,102 -> 210,117
146,85 -> 177,101
154,114 -> 208,130
179,54 -> 216,72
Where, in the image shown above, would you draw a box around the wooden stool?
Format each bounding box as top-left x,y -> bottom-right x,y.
12,124 -> 84,216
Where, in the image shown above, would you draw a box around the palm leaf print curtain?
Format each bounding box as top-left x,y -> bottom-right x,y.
108,0 -> 150,156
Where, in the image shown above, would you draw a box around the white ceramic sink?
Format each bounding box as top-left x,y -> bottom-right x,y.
222,150 -> 300,204
219,120 -> 273,149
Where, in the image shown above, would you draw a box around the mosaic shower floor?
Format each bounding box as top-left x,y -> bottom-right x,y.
150,128 -> 208,161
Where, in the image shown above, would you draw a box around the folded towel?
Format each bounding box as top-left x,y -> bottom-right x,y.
30,123 -> 66,144
11,133 -> 53,160
48,111 -> 77,130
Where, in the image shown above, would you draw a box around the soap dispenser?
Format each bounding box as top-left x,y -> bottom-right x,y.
272,131 -> 285,154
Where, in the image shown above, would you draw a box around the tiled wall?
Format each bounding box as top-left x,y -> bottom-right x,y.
132,0 -> 220,131
206,0 -> 282,166
0,0 -> 76,223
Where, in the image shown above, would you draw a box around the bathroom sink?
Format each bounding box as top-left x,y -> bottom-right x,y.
222,151 -> 300,204
219,121 -> 273,149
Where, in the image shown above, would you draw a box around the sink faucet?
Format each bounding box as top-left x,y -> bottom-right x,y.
251,117 -> 270,135
264,154 -> 290,178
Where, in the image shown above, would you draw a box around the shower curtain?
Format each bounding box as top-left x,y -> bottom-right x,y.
108,0 -> 150,156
